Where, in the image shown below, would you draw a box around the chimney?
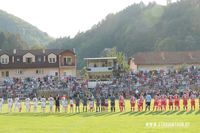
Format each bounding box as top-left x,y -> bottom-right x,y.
43,49 -> 46,62
12,56 -> 14,63
189,52 -> 194,59
73,48 -> 76,54
13,49 -> 16,54
161,52 -> 165,60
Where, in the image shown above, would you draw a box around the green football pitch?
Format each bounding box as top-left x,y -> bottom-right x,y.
0,100 -> 199,133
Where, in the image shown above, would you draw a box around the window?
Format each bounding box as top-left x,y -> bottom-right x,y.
26,58 -> 32,63
23,53 -> 35,63
55,72 -> 58,76
49,58 -> 56,63
1,71 -> 9,77
36,69 -> 44,74
108,62 -> 112,67
16,69 -> 23,75
52,58 -> 56,63
17,58 -> 20,62
0,54 -> 9,64
6,71 -> 9,77
1,58 -> 8,64
1,58 -> 4,64
48,53 -> 56,63
1,72 -> 4,77
64,57 -> 72,65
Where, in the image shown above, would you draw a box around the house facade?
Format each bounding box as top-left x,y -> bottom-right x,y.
130,51 -> 200,71
0,49 -> 76,79
84,57 -> 117,88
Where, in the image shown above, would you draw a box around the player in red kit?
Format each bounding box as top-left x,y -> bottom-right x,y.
174,93 -> 180,111
198,94 -> 200,110
182,93 -> 188,111
153,95 -> 159,111
130,95 -> 136,112
168,94 -> 174,111
158,96 -> 162,111
119,94 -> 125,112
161,94 -> 167,111
138,94 -> 144,112
190,93 -> 196,111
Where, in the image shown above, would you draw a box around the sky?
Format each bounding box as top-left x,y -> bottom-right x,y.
0,0 -> 170,38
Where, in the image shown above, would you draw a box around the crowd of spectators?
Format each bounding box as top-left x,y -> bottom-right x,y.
93,66 -> 200,98
0,76 -> 87,99
0,66 -> 200,99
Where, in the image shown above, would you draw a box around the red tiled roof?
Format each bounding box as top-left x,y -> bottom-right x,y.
133,51 -> 200,65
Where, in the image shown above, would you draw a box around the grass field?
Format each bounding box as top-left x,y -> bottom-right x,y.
0,100 -> 200,133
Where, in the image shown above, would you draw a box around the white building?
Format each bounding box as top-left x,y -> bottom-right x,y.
84,57 -> 117,88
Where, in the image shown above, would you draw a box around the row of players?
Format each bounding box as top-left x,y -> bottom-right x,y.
0,93 -> 200,113
129,93 -> 200,112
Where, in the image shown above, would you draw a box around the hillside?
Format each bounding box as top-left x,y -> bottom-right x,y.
48,0 -> 200,68
0,10 -> 53,45
0,32 -> 28,49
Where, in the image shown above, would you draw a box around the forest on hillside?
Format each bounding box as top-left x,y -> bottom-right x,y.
48,0 -> 200,68
0,10 -> 53,46
0,32 -> 28,49
1,0 -> 200,68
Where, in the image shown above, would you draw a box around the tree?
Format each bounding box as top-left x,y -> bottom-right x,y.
31,44 -> 47,50
0,32 -> 28,49
79,67 -> 88,79
103,47 -> 130,73
47,0 -> 200,69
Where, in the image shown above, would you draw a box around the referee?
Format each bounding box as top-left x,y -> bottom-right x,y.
55,94 -> 60,112
145,93 -> 151,111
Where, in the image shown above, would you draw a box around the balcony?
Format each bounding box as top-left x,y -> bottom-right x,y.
60,62 -> 75,67
86,67 -> 113,72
